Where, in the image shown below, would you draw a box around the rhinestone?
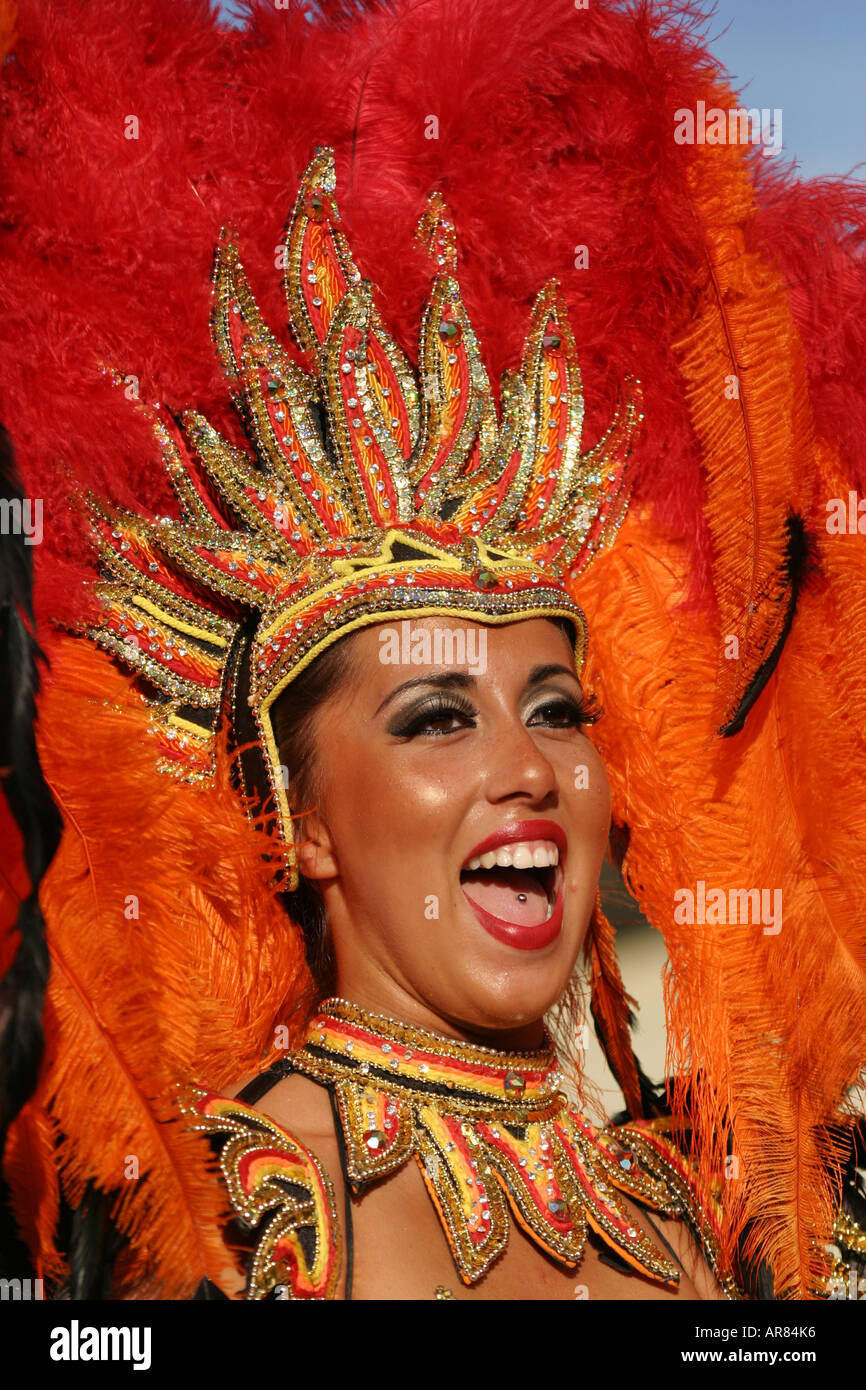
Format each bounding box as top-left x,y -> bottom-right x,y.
347,397 -> 358,408
543,332 -> 561,350
548,1198 -> 567,1217
504,1070 -> 525,1096
301,472 -> 311,482
341,363 -> 351,374
381,1043 -> 391,1053
627,1227 -> 638,1239
390,418 -> 399,428
438,320 -> 461,341
312,297 -> 322,306
359,1062 -> 370,1075
382,386 -> 391,396
292,531 -> 301,541
352,417 -> 361,427
363,436 -> 373,446
362,1129 -> 389,1152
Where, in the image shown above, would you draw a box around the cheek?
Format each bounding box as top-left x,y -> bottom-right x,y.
556,738 -> 611,834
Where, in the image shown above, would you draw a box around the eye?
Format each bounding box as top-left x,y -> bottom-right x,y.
527,695 -> 597,729
388,693 -> 477,739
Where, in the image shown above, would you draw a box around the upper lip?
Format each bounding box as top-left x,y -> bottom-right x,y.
460,819 -> 567,871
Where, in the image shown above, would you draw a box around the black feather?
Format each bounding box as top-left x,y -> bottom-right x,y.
719,510 -> 814,737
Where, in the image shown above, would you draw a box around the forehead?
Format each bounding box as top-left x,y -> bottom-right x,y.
346,615 -> 577,683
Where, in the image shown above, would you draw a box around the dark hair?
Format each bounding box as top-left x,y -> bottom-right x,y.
271,614 -> 597,997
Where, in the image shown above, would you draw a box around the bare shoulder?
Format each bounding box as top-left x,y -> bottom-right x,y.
643,1209 -> 728,1301
222,1068 -> 336,1148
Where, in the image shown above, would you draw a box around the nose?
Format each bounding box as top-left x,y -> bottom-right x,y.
480,715 -> 559,808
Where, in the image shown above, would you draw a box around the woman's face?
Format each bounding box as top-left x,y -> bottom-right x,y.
294,616 -> 611,1047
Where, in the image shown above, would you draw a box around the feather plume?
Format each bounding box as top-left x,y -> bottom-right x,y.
5,637 -> 312,1294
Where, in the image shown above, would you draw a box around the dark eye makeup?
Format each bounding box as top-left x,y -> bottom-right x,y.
387,690 -> 599,740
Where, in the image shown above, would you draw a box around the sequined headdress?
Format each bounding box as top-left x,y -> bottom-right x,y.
86,146 -> 639,888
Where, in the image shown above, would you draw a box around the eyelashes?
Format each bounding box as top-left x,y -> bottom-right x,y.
388,691 -> 601,740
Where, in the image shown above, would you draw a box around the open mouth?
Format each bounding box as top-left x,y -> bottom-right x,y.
460,860 -> 561,928
458,839 -> 565,941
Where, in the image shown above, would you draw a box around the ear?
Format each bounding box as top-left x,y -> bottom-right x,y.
294,807 -> 339,882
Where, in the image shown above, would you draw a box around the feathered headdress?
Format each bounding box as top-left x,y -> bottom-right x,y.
86,145 -> 636,887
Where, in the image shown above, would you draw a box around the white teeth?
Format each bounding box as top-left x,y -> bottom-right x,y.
462,840 -> 560,872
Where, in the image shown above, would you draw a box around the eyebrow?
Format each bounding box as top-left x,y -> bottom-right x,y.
373,663 -> 581,718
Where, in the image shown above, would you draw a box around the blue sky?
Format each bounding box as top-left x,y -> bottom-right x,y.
704,0 -> 864,178
216,1 -> 864,180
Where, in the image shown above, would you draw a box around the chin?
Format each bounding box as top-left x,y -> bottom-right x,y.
440,959 -> 576,1040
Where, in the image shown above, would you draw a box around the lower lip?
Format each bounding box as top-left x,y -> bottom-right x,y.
461,869 -> 564,951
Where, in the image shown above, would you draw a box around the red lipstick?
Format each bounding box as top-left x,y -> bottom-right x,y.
459,819 -> 567,952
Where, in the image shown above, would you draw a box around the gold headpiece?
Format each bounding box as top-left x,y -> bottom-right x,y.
87,146 -> 640,888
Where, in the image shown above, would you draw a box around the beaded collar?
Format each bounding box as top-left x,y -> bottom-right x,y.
291,997 -> 687,1288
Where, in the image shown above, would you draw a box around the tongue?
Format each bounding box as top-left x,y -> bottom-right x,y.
460,868 -> 549,927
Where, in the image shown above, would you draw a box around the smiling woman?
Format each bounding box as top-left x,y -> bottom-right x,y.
101,143 -> 745,1301
183,611 -> 734,1301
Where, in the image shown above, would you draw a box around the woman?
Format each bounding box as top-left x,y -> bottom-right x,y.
2,1 -> 865,1300
184,610 -> 731,1300
93,147 -> 735,1301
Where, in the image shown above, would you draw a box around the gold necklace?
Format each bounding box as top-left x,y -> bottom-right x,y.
291,997 -> 689,1289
